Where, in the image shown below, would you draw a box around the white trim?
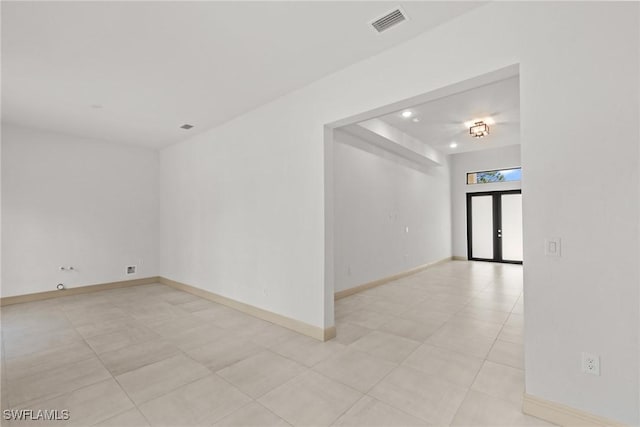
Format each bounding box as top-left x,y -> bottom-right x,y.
522,393 -> 627,427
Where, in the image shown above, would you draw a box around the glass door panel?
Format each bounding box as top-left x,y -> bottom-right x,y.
470,195 -> 494,259
501,194 -> 523,262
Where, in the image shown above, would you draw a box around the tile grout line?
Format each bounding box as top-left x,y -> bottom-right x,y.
448,289 -> 525,424
338,268 -> 523,426
5,263 -> 526,427
344,278 -> 469,425
56,299 -> 149,426
4,302 -> 101,408
2,295 -> 139,422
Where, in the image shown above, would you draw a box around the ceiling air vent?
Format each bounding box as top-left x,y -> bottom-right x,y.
370,7 -> 407,33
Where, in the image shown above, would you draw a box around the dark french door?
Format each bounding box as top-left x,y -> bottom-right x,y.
466,190 -> 523,264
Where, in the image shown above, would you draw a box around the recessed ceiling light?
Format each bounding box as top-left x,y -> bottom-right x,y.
401,111 -> 413,118
180,124 -> 194,130
450,142 -> 458,148
412,118 -> 420,123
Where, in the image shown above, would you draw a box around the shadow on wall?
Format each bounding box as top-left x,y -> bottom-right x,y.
336,128 -> 438,176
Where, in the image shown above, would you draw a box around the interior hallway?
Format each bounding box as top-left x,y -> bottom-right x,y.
1,261 -> 551,426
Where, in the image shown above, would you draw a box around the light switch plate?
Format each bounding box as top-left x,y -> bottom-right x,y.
545,237 -> 561,257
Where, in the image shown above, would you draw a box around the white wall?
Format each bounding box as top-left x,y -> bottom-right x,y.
159,3 -> 639,423
450,145 -> 521,258
1,124 -> 159,297
333,130 -> 451,292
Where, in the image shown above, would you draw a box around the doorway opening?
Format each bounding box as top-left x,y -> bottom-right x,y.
323,63 -> 521,330
467,190 -> 523,264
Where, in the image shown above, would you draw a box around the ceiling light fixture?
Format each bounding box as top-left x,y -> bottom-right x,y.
412,118 -> 420,123
401,111 -> 413,118
470,121 -> 489,138
464,117 -> 494,128
450,142 -> 458,148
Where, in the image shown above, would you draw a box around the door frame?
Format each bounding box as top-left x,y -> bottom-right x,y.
466,189 -> 522,264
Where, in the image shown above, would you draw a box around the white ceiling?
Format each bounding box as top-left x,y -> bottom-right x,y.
1,1 -> 485,149
378,76 -> 520,154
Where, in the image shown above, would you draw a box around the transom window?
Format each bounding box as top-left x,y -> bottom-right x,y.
467,167 -> 521,185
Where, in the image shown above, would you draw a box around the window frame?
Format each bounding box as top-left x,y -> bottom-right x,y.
466,167 -> 522,185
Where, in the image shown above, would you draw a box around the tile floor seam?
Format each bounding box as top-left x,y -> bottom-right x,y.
209,368 -> 255,400
253,400 -> 295,426
5,316 -> 111,408
482,294 -> 521,365
309,382 -> 364,427
1,319 -> 78,361
256,369 -> 364,427
175,346 -> 275,418
270,341 -> 338,370
61,305 -> 145,427
372,362 -> 471,426
216,400 -> 293,427
374,271 -> 522,426
326,394 -> 371,427
122,350 -> 236,406
346,394 -> 432,427
447,291 -> 525,423
311,348 -> 399,395
177,371 -> 257,425
111,373 -> 155,426
350,332 -> 455,425
4,262 -> 530,427
449,386 -> 475,426
61,296 -> 180,425
449,342 -> 501,423
89,396 -> 142,427
260,347 -> 308,371
2,344 -> 94,385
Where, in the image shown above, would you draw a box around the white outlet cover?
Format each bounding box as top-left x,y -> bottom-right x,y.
545,237 -> 561,257
581,352 -> 600,376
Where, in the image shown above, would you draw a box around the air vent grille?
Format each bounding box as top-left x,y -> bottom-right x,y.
371,8 -> 407,33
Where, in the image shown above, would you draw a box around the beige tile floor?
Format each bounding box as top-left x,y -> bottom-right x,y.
0,261 -> 554,426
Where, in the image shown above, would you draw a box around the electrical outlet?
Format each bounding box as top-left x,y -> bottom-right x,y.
126,265 -> 137,275
582,352 -> 600,376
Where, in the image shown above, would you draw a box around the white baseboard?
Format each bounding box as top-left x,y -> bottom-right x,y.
0,276 -> 160,306
159,277 -> 335,342
522,393 -> 626,427
334,256 -> 452,300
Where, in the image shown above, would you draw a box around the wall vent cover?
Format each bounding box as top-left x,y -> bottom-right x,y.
370,8 -> 407,33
